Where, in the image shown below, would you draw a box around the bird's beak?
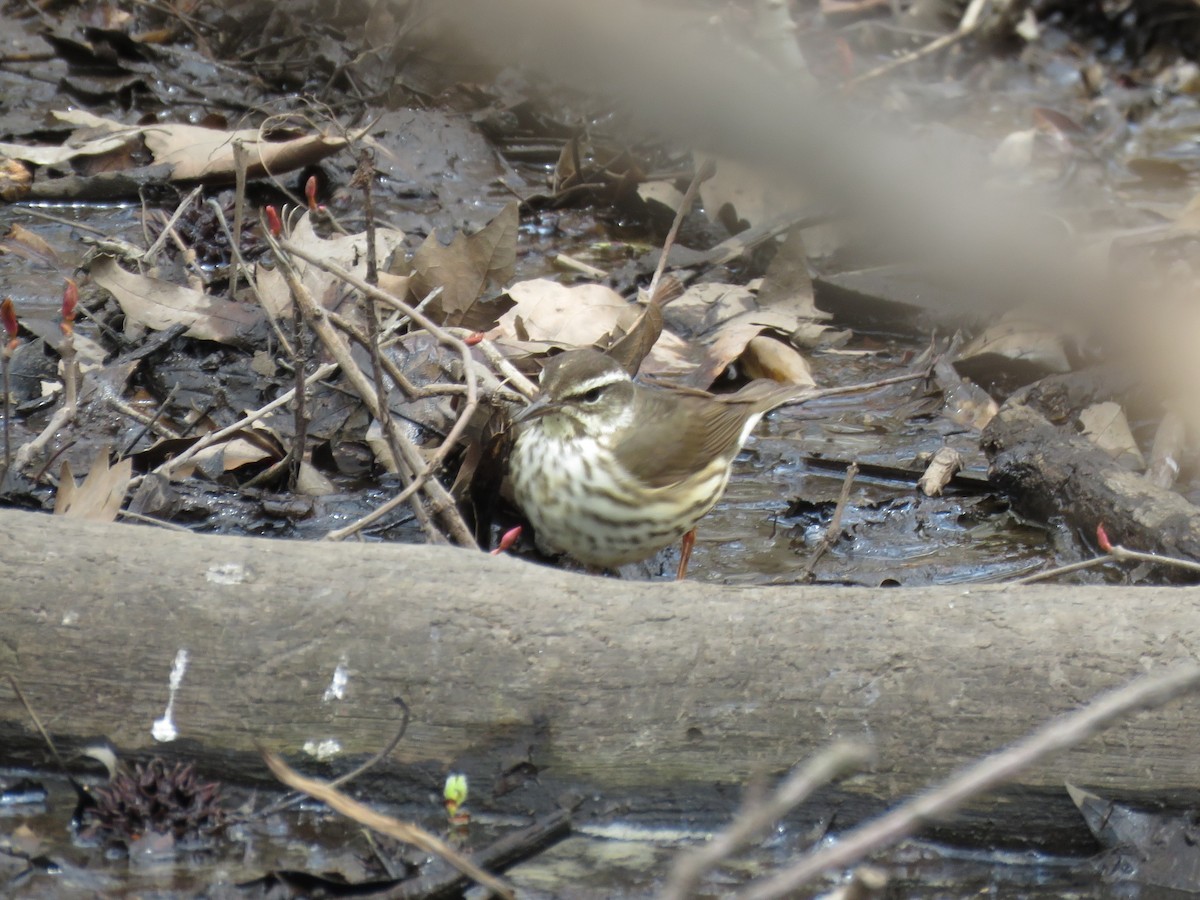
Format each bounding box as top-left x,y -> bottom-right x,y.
512,396 -> 556,424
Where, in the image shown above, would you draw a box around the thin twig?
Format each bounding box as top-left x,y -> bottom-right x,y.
664,742 -> 872,900
783,369 -> 929,407
463,333 -> 538,398
1103,539 -> 1200,576
801,461 -> 858,582
843,0 -> 988,89
2,354 -> 10,478
353,150 -> 412,492
553,252 -> 607,279
115,509 -> 194,532
263,240 -> 447,543
148,363 -> 336,481
116,384 -> 182,455
230,138 -> 249,303
647,157 -> 715,304
260,748 -> 515,900
389,807 -> 574,900
273,239 -> 478,546
738,664 -> 1200,900
12,404 -> 72,474
7,676 -> 70,775
1010,539 -> 1200,585
144,185 -> 203,263
255,697 -> 411,819
209,200 -> 294,356
1008,556 -> 1113,585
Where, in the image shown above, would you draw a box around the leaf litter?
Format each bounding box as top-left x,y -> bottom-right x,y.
0,0 -> 1160,594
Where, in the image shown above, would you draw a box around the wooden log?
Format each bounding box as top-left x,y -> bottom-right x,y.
984,402 -> 1200,564
2,507 -> 1198,849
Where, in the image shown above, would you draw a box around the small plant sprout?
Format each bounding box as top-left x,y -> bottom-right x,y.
60,279 -> 79,414
1,296 -> 18,476
443,772 -> 469,826
265,205 -> 283,238
305,174 -> 321,212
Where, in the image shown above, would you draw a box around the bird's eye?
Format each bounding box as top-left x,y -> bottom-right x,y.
580,387 -> 604,403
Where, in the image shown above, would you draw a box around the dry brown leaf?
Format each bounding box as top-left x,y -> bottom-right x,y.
956,318 -> 1071,376
410,201 -> 518,326
0,125 -> 132,167
936,360 -> 998,431
53,110 -> 352,182
696,153 -> 805,230
254,212 -> 407,319
741,335 -> 816,387
2,224 -> 60,267
757,225 -> 821,320
92,254 -> 263,344
990,129 -> 1037,170
637,179 -> 685,213
492,278 -> 638,347
54,449 -> 131,522
607,300 -> 664,376
668,283 -> 804,387
1080,402 -> 1145,469
626,330 -> 703,385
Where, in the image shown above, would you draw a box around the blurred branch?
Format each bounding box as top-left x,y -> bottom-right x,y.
738,664 -> 1200,899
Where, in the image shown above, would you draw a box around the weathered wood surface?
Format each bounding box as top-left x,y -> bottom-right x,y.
1,507 -> 1198,841
985,402 -> 1200,563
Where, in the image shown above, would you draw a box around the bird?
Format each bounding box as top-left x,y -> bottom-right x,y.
508,348 -> 804,575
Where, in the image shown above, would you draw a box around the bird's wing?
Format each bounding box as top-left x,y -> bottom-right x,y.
616,390 -> 759,488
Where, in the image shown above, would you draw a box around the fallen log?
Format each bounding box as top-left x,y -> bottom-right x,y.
983,402 -> 1200,566
1,507 -> 1198,850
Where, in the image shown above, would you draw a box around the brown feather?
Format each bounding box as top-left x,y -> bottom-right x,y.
615,381 -> 800,488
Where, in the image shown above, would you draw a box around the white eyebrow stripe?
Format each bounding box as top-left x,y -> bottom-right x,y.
569,371 -> 628,393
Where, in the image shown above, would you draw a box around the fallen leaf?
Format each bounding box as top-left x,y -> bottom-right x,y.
1,224 -> 60,267
410,201 -> 518,327
666,283 -> 804,387
1068,783 -> 1200,892
1146,405 -> 1186,489
637,179 -> 685,213
757,225 -> 821,319
740,335 -> 815,387
954,318 -> 1071,388
696,153 -> 805,231
492,278 -> 638,347
53,110 -> 353,182
254,212 -> 407,320
54,448 -> 131,522
936,359 -> 997,430
92,254 -> 264,345
1080,402 -> 1145,469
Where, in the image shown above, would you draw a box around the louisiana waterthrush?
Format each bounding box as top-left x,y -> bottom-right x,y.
509,348 -> 803,569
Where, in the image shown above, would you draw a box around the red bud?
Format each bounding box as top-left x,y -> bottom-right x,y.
1096,524 -> 1112,553
61,278 -> 78,335
0,297 -> 16,343
490,525 -> 522,555
265,205 -> 282,237
464,332 -> 484,346
305,175 -> 319,211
